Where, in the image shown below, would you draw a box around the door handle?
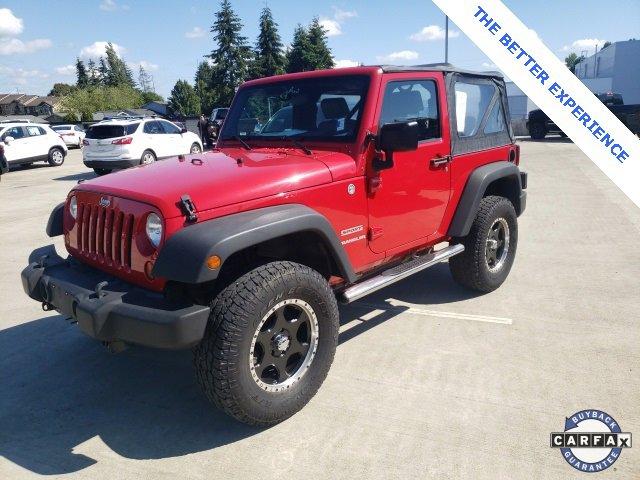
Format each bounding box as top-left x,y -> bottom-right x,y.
430,155 -> 451,167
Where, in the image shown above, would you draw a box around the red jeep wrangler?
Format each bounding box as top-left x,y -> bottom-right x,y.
22,65 -> 526,426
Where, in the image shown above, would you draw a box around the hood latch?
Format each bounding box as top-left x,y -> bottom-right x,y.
179,194 -> 198,223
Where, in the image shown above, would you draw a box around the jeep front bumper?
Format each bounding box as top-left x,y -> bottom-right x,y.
21,245 -> 210,349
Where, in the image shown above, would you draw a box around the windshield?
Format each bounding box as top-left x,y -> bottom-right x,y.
51,125 -> 71,131
220,75 -> 369,143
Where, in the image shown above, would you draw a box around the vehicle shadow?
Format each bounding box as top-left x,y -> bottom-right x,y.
338,263 -> 482,344
517,136 -> 573,143
0,315 -> 256,475
0,263 -> 478,475
53,172 -> 96,182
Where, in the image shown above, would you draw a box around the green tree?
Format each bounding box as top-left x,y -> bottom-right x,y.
98,57 -> 109,85
60,85 -> 144,121
194,60 -> 215,114
602,41 -> 612,49
48,83 -> 76,97
168,80 -> 200,116
251,6 -> 285,79
286,24 -> 312,73
140,90 -> 164,104
75,58 -> 89,88
104,42 -> 135,87
306,17 -> 334,70
138,65 -> 153,92
87,59 -> 100,87
208,0 -> 252,106
565,52 -> 585,74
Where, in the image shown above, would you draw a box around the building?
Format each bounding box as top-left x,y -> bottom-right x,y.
575,39 -> 640,104
92,108 -> 159,121
0,93 -> 61,117
141,101 -> 169,116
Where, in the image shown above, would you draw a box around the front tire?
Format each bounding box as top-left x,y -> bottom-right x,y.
529,122 -> 546,140
449,195 -> 518,293
194,261 -> 339,427
48,147 -> 65,167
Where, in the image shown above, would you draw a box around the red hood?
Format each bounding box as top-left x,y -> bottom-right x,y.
74,147 -> 355,218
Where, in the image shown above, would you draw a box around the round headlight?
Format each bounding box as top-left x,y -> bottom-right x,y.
145,213 -> 163,247
69,196 -> 77,219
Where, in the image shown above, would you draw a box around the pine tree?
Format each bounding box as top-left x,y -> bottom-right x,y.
286,24 -> 312,73
168,80 -> 201,116
98,57 -> 109,86
251,6 -> 285,79
87,59 -> 100,87
307,17 -> 334,70
104,42 -> 136,87
208,0 -> 252,106
138,65 -> 152,92
194,61 -> 215,114
76,58 -> 89,88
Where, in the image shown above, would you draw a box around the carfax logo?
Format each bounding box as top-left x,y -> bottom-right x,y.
550,409 -> 632,473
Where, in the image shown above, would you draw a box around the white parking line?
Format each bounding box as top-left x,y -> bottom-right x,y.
350,300 -> 514,325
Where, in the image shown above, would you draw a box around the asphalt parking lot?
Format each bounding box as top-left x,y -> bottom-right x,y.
1,141 -> 639,479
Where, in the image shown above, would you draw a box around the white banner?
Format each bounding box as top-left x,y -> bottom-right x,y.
432,0 -> 640,208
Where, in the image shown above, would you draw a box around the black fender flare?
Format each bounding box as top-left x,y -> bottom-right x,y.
46,202 -> 64,237
447,161 -> 525,237
152,204 -> 357,284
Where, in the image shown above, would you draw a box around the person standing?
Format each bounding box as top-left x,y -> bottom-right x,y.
197,114 -> 208,149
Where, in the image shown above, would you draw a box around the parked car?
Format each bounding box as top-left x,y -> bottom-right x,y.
82,117 -> 203,175
527,91 -> 640,139
51,124 -> 85,148
0,122 -> 67,168
23,65 -> 526,426
0,142 -> 7,177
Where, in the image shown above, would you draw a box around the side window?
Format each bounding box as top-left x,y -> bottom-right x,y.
26,126 -> 43,136
454,82 -> 495,137
143,121 -> 162,134
75,125 -> 84,132
159,121 -> 181,134
125,123 -> 140,135
38,127 -> 47,135
380,80 -> 440,141
484,100 -> 506,134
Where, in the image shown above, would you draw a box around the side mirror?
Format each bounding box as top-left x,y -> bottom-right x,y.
180,127 -> 188,134
3,136 -> 14,144
377,121 -> 419,152
373,121 -> 419,171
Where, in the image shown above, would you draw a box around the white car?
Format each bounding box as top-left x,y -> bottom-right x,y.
82,118 -> 203,175
51,124 -> 85,148
0,122 -> 68,168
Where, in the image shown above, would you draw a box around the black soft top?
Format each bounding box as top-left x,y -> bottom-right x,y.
378,63 -> 504,79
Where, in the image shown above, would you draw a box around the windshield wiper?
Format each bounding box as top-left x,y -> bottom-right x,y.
229,135 -> 252,150
282,137 -> 312,155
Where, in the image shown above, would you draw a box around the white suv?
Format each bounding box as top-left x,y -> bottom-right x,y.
82,118 -> 203,175
51,124 -> 85,148
0,123 -> 68,168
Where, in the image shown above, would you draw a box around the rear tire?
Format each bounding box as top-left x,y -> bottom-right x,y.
529,122 -> 546,140
140,149 -> 156,165
48,147 -> 65,167
194,261 -> 339,427
190,142 -> 202,154
449,196 -> 518,293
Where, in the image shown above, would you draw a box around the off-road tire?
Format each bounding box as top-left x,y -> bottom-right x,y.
529,122 -> 546,140
194,261 -> 339,427
449,195 -> 518,293
48,147 -> 65,166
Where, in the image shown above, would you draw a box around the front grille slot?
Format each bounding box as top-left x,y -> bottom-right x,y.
75,202 -> 135,270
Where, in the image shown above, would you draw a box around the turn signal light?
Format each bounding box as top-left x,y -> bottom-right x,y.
206,255 -> 222,270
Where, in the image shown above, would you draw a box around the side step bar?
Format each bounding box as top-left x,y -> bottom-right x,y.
339,244 -> 465,304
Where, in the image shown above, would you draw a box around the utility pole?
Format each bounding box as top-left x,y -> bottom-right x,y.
445,15 -> 449,63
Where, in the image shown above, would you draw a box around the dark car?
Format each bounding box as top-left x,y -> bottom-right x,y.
527,91 -> 640,139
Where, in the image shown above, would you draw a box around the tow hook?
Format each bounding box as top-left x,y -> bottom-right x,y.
102,340 -> 128,354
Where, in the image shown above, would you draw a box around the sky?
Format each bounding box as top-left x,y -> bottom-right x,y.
0,0 -> 638,99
